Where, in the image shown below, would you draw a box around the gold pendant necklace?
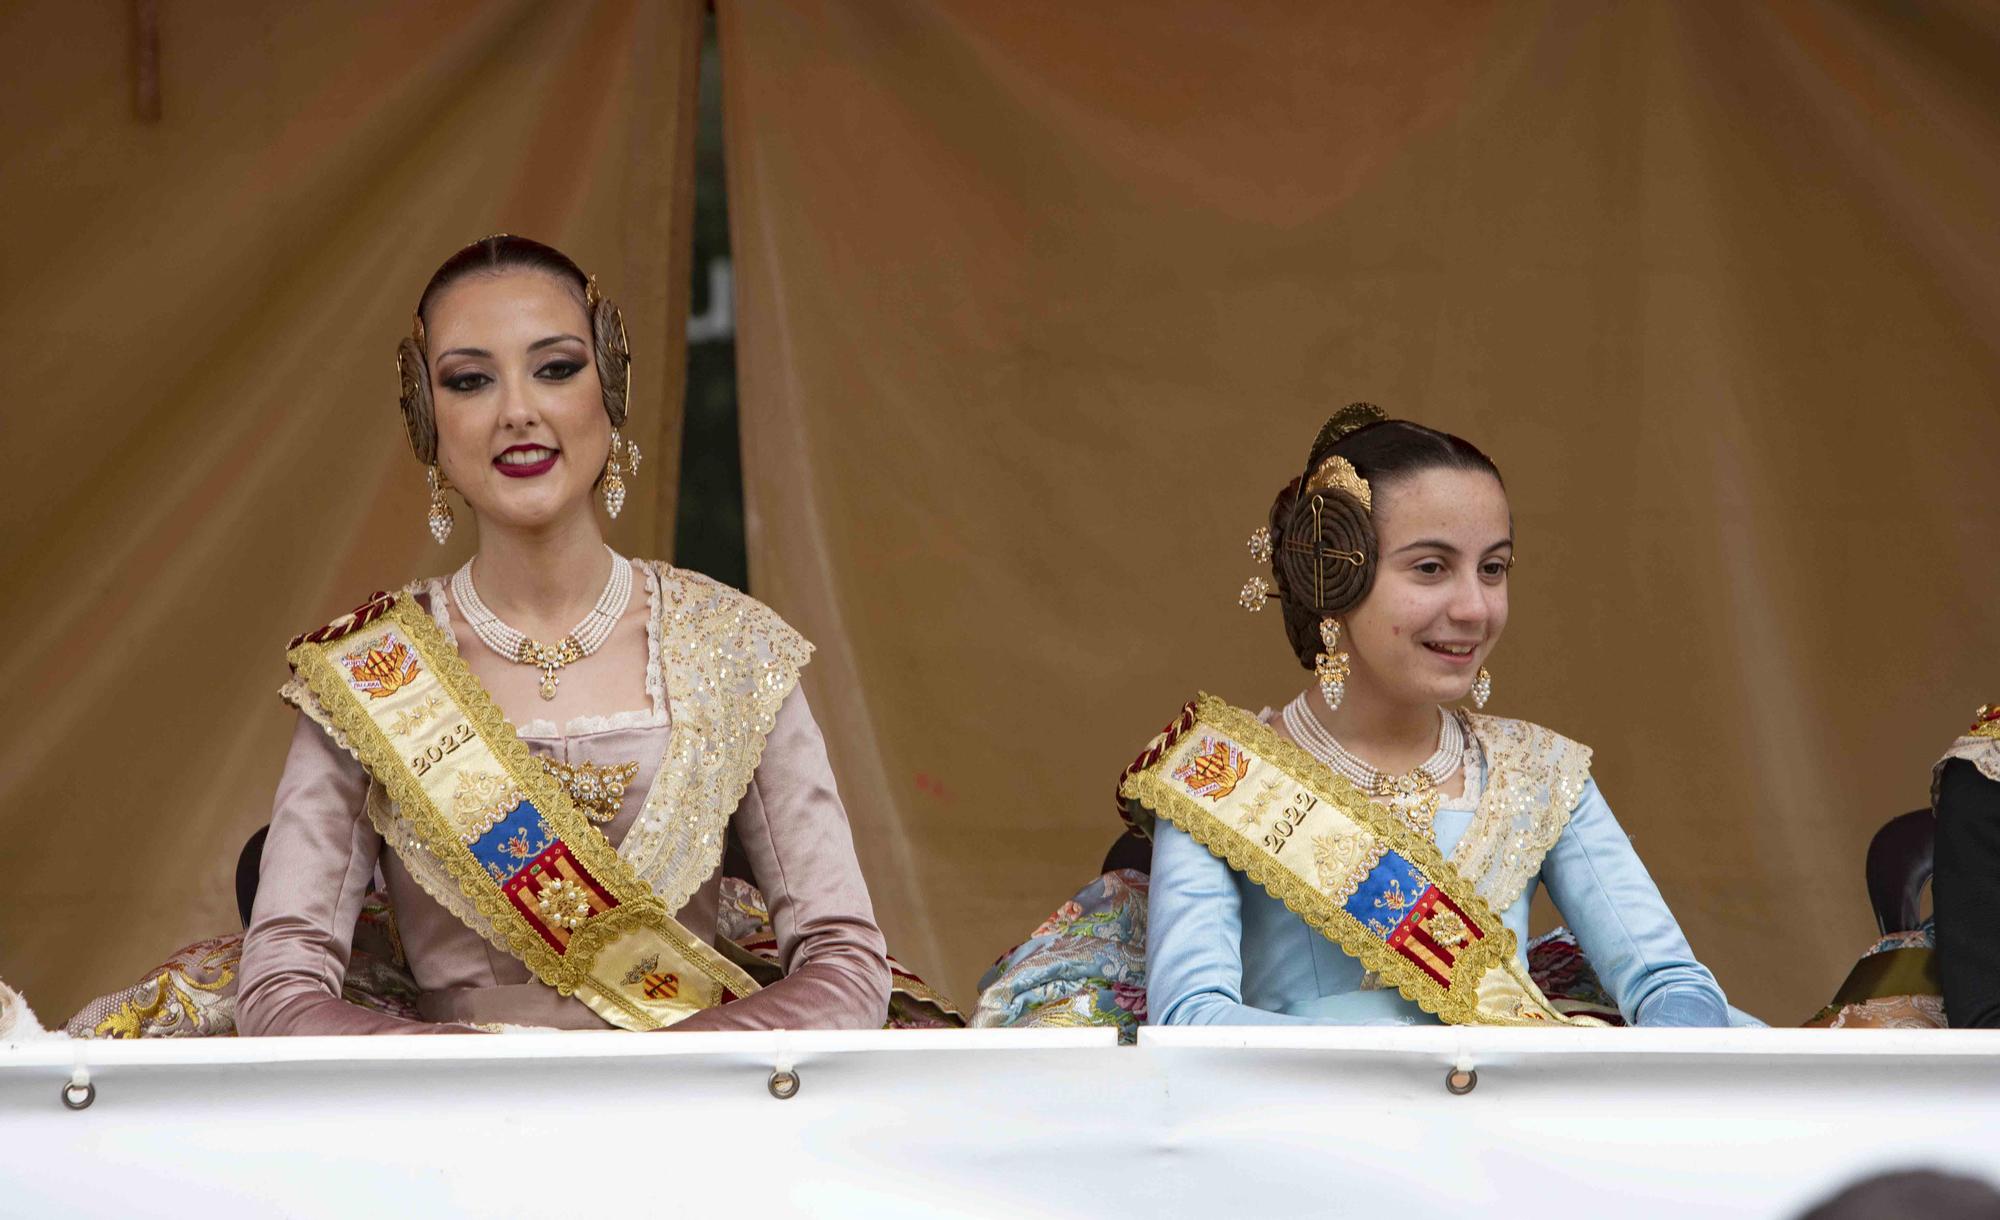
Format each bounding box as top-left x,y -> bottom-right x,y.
1372,769 -> 1442,840
517,636 -> 585,700
451,548 -> 633,700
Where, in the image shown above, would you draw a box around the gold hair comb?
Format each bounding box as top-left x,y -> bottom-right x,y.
1302,455 -> 1372,513
1310,401 -> 1387,456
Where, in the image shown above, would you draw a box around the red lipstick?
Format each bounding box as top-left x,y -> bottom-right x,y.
494,444 -> 558,479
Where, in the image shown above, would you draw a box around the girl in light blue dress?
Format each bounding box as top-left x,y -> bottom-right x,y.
1140,405 -> 1741,1027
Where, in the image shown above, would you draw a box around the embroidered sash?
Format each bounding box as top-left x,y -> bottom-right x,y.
286,590 -> 759,1031
1119,694 -> 1599,1026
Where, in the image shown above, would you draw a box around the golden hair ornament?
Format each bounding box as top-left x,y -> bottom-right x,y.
397,313 -> 437,464
1311,401 -> 1387,453
585,273 -> 633,427
1239,576 -> 1272,612
1302,455 -> 1373,513
1238,526 -> 1276,611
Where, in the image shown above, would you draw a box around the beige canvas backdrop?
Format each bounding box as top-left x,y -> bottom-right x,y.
721,0 -> 2000,1021
5,0 -> 1997,1028
0,0 -> 703,1019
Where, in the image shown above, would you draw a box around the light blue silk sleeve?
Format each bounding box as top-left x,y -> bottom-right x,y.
1146,819 -> 1321,1026
1540,780 -> 1730,1027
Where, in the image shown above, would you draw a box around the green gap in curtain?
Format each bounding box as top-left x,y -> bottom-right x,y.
673,12 -> 750,592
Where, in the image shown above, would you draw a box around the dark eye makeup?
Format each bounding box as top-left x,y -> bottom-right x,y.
438,359 -> 584,393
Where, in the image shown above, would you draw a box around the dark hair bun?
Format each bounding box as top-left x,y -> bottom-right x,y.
1267,476 -> 1377,669
1275,486 -> 1376,617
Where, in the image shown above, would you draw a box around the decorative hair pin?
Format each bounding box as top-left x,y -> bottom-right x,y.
1302,454 -> 1372,512
1280,513 -> 1364,570
1240,527 -> 1274,611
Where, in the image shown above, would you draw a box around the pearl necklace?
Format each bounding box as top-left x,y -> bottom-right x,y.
452,547 -> 631,700
1282,696 -> 1463,789
1282,694 -> 1463,835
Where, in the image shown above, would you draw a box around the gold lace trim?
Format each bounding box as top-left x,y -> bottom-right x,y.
288,596 -> 756,1022
1122,695 -> 1563,1027
619,563 -> 813,909
1449,713 -> 1594,911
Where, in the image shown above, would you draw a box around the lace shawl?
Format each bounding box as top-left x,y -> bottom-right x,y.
1449,713 -> 1595,911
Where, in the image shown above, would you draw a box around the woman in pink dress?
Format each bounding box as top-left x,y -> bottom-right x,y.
238,236 -> 890,1033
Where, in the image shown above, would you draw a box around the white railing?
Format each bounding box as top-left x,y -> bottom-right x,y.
4,1027 -> 1997,1217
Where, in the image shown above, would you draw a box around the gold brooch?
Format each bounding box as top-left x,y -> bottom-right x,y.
539,757 -> 640,823
534,878 -> 594,930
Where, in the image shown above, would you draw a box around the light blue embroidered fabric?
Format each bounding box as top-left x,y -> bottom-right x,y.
971,869 -> 1151,1040
1147,777 -> 1742,1027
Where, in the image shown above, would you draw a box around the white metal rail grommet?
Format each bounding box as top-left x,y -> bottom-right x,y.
62,1065 -> 94,1111
1445,1060 -> 1478,1095
767,1034 -> 800,1100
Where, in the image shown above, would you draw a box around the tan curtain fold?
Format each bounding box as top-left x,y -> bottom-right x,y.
721,0 -> 2000,1017
0,0 -> 704,1018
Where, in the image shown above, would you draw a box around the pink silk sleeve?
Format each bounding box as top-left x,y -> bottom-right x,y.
236,714 -> 469,1035
671,686 -> 892,1031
